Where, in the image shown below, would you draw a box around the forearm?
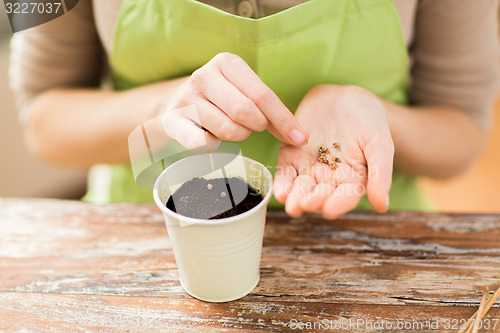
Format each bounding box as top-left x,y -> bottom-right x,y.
384,101 -> 489,179
25,77 -> 188,167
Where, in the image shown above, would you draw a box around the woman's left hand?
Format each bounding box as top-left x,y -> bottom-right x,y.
274,85 -> 394,218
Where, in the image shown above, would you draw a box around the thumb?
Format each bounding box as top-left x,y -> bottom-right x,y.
364,137 -> 394,213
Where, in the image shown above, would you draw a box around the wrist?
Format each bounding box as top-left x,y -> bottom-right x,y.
380,99 -> 398,143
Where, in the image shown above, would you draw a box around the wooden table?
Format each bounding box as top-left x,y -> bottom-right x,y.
1,198 -> 499,332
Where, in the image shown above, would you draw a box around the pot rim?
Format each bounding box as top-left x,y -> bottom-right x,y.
153,153 -> 273,226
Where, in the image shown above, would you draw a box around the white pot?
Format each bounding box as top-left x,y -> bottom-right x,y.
153,153 -> 273,302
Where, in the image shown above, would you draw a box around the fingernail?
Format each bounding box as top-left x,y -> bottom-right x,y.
289,129 -> 305,145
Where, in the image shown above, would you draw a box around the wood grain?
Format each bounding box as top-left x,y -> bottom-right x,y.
1,198 -> 499,332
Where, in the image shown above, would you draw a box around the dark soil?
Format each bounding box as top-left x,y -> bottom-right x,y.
166,177 -> 263,220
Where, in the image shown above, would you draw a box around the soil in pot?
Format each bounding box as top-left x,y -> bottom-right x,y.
166,177 -> 263,219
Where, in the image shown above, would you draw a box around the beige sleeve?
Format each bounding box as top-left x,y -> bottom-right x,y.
9,0 -> 103,123
410,0 -> 500,128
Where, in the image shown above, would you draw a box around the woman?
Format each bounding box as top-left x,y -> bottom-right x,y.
10,0 -> 500,218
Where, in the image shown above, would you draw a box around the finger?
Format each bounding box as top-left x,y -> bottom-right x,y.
298,162 -> 337,212
311,162 -> 337,184
273,163 -> 296,203
179,100 -> 252,142
300,182 -> 336,213
215,53 -> 309,145
364,138 -> 394,213
265,124 -> 288,143
322,183 -> 366,219
164,112 -> 220,152
200,69 -> 268,132
285,174 -> 316,218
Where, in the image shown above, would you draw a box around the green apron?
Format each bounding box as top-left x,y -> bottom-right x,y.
84,0 -> 433,211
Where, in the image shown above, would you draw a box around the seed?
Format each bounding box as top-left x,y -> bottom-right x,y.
329,161 -> 338,169
334,157 -> 341,163
221,192 -> 227,197
318,155 -> 328,164
207,184 -> 213,189
319,145 -> 329,154
303,139 -> 309,145
333,142 -> 340,149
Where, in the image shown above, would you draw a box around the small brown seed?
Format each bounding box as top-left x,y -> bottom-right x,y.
319,145 -> 329,154
334,157 -> 341,163
318,155 -> 328,164
329,161 -> 338,169
333,142 -> 340,149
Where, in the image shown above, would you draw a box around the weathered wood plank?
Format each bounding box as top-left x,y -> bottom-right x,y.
1,198 -> 500,332
1,199 -> 499,305
1,292 -> 499,333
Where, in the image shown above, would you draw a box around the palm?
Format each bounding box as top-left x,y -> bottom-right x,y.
275,124 -> 367,218
273,85 -> 393,218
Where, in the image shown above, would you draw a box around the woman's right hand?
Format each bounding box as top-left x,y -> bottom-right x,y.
161,52 -> 309,150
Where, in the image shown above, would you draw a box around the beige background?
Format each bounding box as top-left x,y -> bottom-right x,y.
0,9 -> 498,211
0,11 -> 87,199
421,101 -> 500,213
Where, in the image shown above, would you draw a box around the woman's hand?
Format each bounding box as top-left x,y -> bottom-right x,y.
274,85 -> 394,218
161,52 -> 309,150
